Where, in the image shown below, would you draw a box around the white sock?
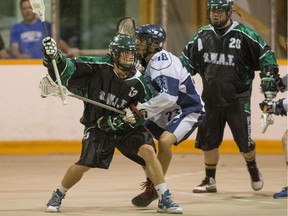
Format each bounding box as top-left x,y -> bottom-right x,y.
57,185 -> 69,195
154,183 -> 167,200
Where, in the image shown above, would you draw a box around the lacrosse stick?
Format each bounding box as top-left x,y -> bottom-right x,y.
260,90 -> 276,133
39,76 -> 125,115
116,17 -> 136,40
260,106 -> 274,133
29,0 -> 67,105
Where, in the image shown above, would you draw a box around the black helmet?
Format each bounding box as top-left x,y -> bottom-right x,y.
207,0 -> 233,13
207,0 -> 233,28
109,34 -> 137,73
135,24 -> 166,55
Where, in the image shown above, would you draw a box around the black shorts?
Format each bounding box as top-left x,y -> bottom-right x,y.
195,100 -> 255,153
76,126 -> 155,169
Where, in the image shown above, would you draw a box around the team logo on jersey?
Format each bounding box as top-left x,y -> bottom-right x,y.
203,52 -> 235,66
155,77 -> 168,93
98,90 -> 127,108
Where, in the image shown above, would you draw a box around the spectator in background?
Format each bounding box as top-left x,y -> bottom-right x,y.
0,33 -> 9,59
10,0 -> 77,59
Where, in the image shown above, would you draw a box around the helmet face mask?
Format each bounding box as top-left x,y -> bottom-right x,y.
109,34 -> 137,73
207,0 -> 233,28
135,24 -> 166,57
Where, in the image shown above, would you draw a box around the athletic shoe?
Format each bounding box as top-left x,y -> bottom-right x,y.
45,189 -> 65,212
131,178 -> 158,207
273,187 -> 288,199
247,164 -> 264,191
192,177 -> 217,193
157,190 -> 183,214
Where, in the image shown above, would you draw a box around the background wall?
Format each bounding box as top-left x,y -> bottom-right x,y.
0,63 -> 286,142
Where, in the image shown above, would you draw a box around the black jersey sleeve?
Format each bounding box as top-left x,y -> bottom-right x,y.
235,23 -> 278,71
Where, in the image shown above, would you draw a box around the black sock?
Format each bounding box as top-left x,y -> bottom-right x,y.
205,163 -> 217,179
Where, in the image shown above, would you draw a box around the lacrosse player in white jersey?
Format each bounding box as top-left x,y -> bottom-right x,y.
123,24 -> 205,207
259,74 -> 288,198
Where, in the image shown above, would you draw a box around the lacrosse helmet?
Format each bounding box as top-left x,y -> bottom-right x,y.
109,34 -> 137,73
135,24 -> 166,57
207,0 -> 233,28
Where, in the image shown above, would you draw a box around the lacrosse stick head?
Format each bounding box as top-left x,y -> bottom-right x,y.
29,0 -> 45,22
116,17 -> 136,40
260,112 -> 274,133
39,75 -> 68,98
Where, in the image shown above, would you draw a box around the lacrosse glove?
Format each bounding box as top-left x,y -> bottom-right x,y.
260,76 -> 279,100
42,37 -> 63,67
259,98 -> 287,116
122,103 -> 147,126
260,65 -> 286,99
97,115 -> 125,132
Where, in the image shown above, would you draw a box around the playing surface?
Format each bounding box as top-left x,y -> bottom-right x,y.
0,153 -> 287,216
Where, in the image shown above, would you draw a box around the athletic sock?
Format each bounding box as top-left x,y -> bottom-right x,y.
57,185 -> 68,195
154,183 -> 167,200
245,155 -> 256,166
205,162 -> 217,179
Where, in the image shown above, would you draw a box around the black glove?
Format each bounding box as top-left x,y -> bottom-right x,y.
97,115 -> 125,132
259,98 -> 287,116
275,75 -> 286,92
260,77 -> 278,99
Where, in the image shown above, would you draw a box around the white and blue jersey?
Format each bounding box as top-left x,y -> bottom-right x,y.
142,49 -> 205,144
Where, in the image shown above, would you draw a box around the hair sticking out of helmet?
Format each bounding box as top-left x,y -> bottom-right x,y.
135,24 -> 166,56
207,0 -> 234,28
109,34 -> 137,74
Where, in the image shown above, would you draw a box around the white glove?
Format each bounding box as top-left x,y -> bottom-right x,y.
42,37 -> 58,58
122,103 -> 147,124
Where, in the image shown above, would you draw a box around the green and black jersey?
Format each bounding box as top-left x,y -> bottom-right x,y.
180,21 -> 278,107
46,54 -> 149,127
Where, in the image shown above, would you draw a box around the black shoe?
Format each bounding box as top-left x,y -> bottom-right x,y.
247,164 -> 264,191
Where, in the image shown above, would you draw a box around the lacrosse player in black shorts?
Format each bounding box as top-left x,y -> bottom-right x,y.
180,0 -> 286,193
42,34 -> 182,214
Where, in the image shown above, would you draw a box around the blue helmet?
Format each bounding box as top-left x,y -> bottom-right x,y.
135,24 -> 166,52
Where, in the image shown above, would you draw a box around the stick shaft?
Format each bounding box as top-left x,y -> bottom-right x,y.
68,94 -> 125,115
41,21 -> 49,38
51,60 -> 67,105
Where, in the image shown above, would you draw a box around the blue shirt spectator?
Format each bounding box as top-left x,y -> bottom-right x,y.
0,33 -> 9,59
10,0 -> 76,59
10,19 -> 52,59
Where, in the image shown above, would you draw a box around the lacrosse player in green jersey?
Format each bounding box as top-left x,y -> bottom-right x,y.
42,34 -> 183,214
180,0 -> 286,193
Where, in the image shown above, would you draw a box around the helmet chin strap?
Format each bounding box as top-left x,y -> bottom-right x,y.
116,63 -> 136,78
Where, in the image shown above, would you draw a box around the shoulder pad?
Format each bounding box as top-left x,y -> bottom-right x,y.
76,55 -> 112,65
150,50 -> 172,71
